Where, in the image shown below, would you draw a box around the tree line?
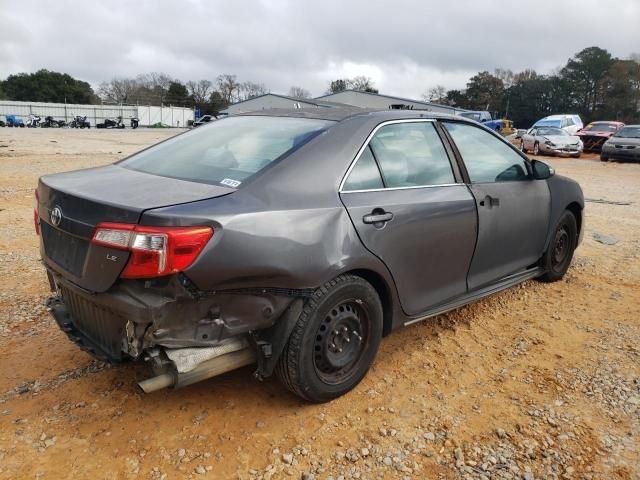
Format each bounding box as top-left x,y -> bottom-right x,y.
1,46 -> 638,125
424,47 -> 640,127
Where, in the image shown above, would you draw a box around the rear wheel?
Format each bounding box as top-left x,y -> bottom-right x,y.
538,210 -> 578,282
276,275 -> 383,402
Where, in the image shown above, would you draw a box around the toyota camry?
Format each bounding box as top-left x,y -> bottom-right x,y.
36,108 -> 584,402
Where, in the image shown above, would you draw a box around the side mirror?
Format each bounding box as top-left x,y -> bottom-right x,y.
531,159 -> 554,180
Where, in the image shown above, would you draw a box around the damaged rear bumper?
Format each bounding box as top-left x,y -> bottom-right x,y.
45,267 -> 308,383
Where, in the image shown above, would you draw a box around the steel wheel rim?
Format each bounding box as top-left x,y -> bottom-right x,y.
552,225 -> 570,270
313,300 -> 369,385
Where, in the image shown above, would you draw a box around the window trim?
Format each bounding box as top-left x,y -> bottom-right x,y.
339,119 -> 461,193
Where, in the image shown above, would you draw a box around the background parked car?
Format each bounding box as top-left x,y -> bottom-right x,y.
600,125 -> 640,162
458,110 -> 502,131
532,115 -> 583,135
520,126 -> 583,157
576,121 -> 624,152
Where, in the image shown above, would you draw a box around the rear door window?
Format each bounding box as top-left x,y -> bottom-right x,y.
444,122 -> 530,183
120,116 -> 333,186
369,122 -> 455,188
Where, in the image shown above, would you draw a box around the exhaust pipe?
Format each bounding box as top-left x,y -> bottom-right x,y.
138,339 -> 255,394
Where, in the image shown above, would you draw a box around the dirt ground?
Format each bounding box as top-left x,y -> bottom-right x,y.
0,128 -> 638,480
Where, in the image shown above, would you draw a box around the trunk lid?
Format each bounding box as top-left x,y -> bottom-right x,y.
38,165 -> 233,292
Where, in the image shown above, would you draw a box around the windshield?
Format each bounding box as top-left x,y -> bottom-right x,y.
534,119 -> 562,128
613,126 -> 640,138
585,123 -> 619,132
120,116 -> 333,187
537,127 -> 568,136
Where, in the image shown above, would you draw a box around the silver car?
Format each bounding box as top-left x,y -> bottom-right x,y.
520,126 -> 583,157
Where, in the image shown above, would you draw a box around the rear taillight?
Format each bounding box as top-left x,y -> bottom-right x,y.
34,189 -> 40,235
92,223 -> 213,278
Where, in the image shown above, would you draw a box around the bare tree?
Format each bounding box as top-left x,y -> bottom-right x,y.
186,79 -> 214,105
239,81 -> 267,101
288,86 -> 311,98
98,78 -> 138,104
136,72 -> 173,104
349,75 -> 376,92
494,68 -> 515,89
422,85 -> 447,104
216,74 -> 241,104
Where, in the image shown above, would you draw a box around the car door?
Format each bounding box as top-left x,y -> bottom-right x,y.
523,129 -> 536,150
339,120 -> 477,316
443,121 -> 551,291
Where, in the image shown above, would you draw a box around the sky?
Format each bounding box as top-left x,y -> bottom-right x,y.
1,0 -> 639,99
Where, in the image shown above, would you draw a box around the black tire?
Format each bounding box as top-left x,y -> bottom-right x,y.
276,274 -> 383,403
537,210 -> 578,283
520,140 -> 527,154
533,142 -> 540,156
600,154 -> 609,162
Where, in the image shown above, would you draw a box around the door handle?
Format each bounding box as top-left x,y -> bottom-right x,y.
479,195 -> 500,208
363,210 -> 393,226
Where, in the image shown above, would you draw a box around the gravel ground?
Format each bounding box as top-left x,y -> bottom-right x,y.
0,128 -> 638,480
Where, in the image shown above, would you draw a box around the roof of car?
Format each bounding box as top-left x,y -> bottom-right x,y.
237,107 -> 463,123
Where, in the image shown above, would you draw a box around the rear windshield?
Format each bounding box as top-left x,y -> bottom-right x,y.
120,116 -> 333,187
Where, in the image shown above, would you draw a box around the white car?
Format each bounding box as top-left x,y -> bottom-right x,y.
532,115 -> 583,135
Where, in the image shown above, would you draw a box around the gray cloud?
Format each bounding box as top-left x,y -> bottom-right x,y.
1,0 -> 638,98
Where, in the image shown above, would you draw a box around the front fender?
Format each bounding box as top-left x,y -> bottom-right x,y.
544,174 -> 585,251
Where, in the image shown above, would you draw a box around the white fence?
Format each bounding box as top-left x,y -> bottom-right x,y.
0,100 -> 194,127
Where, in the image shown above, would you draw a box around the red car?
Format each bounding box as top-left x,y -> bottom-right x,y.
576,121 -> 625,152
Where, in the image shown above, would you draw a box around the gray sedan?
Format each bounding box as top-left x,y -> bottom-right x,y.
37,109 -> 584,402
521,126 -> 583,157
601,125 -> 640,162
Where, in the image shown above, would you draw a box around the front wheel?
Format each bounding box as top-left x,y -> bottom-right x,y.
537,210 -> 578,282
600,154 -> 609,162
276,275 -> 383,402
533,142 -> 540,156
520,140 -> 527,153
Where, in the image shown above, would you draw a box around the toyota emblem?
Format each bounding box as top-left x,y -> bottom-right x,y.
50,206 -> 63,227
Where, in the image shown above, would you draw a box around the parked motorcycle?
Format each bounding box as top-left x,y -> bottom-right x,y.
4,115 -> 25,127
70,115 -> 91,129
130,116 -> 139,129
97,116 -> 126,129
42,116 -> 66,128
26,114 -> 42,128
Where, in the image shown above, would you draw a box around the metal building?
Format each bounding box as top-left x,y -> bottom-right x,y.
315,90 -> 466,114
0,100 -> 194,127
219,93 -> 347,115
